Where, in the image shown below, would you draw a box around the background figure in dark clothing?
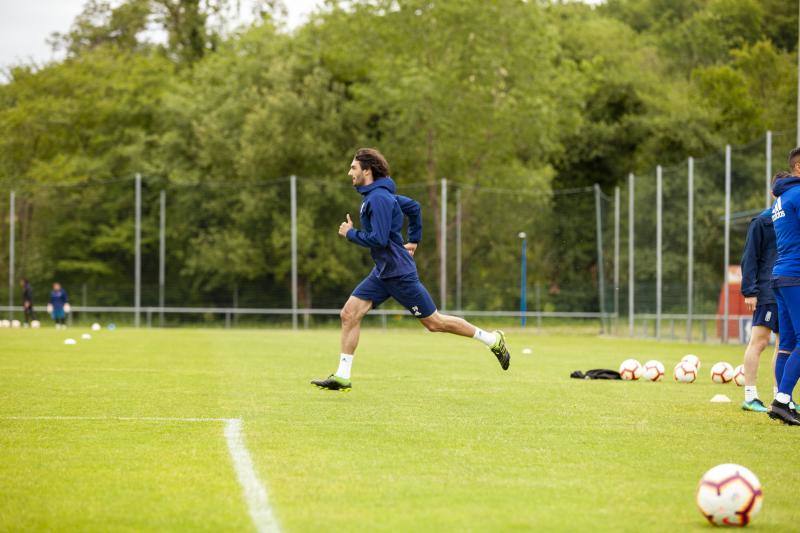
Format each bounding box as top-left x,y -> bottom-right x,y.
20,278 -> 35,325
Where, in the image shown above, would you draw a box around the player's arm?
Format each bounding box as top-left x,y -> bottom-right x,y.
396,194 -> 422,249
740,219 -> 760,310
343,196 -> 392,248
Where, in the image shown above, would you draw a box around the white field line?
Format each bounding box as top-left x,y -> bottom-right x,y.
0,416 -> 280,533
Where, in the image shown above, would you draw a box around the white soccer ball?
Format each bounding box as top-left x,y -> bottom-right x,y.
0,319 -> 7,328
10,319 -> 20,328
91,322 -> 101,331
674,361 -> 698,383
642,360 -> 665,382
681,354 -> 701,369
733,365 -> 746,387
81,333 -> 91,340
710,362 -> 734,384
30,320 -> 41,328
696,463 -> 762,527
63,338 -> 77,345
619,359 -> 643,381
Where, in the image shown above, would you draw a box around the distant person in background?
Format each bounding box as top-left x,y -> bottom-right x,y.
19,278 -> 35,326
739,171 -> 790,413
48,282 -> 70,329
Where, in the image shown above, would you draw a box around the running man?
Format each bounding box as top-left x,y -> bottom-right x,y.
769,149 -> 800,424
739,172 -> 789,412
311,148 -> 510,391
48,282 -> 70,330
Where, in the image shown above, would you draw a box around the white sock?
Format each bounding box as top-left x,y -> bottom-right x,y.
776,392 -> 791,404
473,328 -> 497,347
744,386 -> 758,403
335,354 -> 353,380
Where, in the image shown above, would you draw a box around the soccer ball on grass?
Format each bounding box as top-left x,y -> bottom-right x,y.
710,362 -> 734,384
696,463 -> 762,526
674,361 -> 697,383
642,360 -> 665,382
619,359 -> 643,381
733,365 -> 746,387
681,354 -> 701,369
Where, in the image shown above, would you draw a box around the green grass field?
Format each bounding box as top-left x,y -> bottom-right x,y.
1,326 -> 799,531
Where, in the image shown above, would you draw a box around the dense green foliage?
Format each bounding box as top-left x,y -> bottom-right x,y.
0,0 -> 796,312
1,327 -> 798,529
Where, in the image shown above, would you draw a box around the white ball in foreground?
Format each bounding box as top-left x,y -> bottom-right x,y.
619,359 -> 643,381
642,360 -> 665,382
63,338 -> 77,345
91,322 -> 101,331
696,463 -> 762,527
31,320 -> 41,328
733,364 -> 746,387
710,362 -> 734,384
674,361 -> 698,383
81,333 -> 92,340
10,320 -> 20,328
0,320 -> 8,328
682,354 -> 701,369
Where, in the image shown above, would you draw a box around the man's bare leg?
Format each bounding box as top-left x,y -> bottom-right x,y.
419,311 -> 511,370
742,325 -> 771,411
311,296 -> 372,390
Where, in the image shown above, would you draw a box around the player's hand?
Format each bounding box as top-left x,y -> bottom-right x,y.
338,213 -> 354,237
744,296 -> 757,312
404,243 -> 417,256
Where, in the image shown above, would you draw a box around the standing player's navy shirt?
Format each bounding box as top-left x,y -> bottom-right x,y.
772,177 -> 800,284
346,177 -> 420,279
741,209 -> 777,304
50,288 -> 68,310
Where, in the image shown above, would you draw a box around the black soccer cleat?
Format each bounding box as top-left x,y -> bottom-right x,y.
311,374 -> 352,391
768,399 -> 800,426
490,330 -> 510,371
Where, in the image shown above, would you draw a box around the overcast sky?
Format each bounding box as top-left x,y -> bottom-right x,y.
0,0 -> 603,70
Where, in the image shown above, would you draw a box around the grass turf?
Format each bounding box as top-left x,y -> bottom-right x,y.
1,326 -> 799,531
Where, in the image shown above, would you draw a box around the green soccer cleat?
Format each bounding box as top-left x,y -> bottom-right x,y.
741,399 -> 768,413
311,374 -> 352,391
490,330 -> 510,371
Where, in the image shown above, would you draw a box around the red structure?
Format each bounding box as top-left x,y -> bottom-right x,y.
717,265 -> 748,340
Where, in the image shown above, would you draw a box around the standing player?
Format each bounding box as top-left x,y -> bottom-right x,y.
769,149 -> 800,424
739,172 -> 789,412
20,278 -> 35,326
48,282 -> 70,330
311,148 -> 510,391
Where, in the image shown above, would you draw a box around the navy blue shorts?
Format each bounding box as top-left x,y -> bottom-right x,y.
752,303 -> 779,333
352,271 -> 437,318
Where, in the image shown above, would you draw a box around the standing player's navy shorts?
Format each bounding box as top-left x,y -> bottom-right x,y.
352,270 -> 437,318
752,303 -> 779,333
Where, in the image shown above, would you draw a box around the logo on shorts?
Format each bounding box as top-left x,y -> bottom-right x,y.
766,311 -> 772,322
411,305 -> 421,317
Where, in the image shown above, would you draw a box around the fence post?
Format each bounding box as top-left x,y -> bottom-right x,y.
290,175 -> 298,330
766,131 -> 772,209
134,174 -> 141,328
440,178 -> 447,311
723,145 -> 731,343
656,166 -> 662,340
687,157 -> 694,342
594,184 -> 606,334
628,173 -> 635,337
159,190 -> 166,327
8,191 -> 14,321
613,186 -> 620,333
456,187 -> 462,311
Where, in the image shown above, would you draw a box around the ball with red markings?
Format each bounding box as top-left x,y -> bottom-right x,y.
696,463 -> 762,527
642,360 -> 665,382
619,359 -> 643,381
733,364 -> 746,387
674,361 -> 697,383
681,354 -> 701,369
710,362 -> 734,384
